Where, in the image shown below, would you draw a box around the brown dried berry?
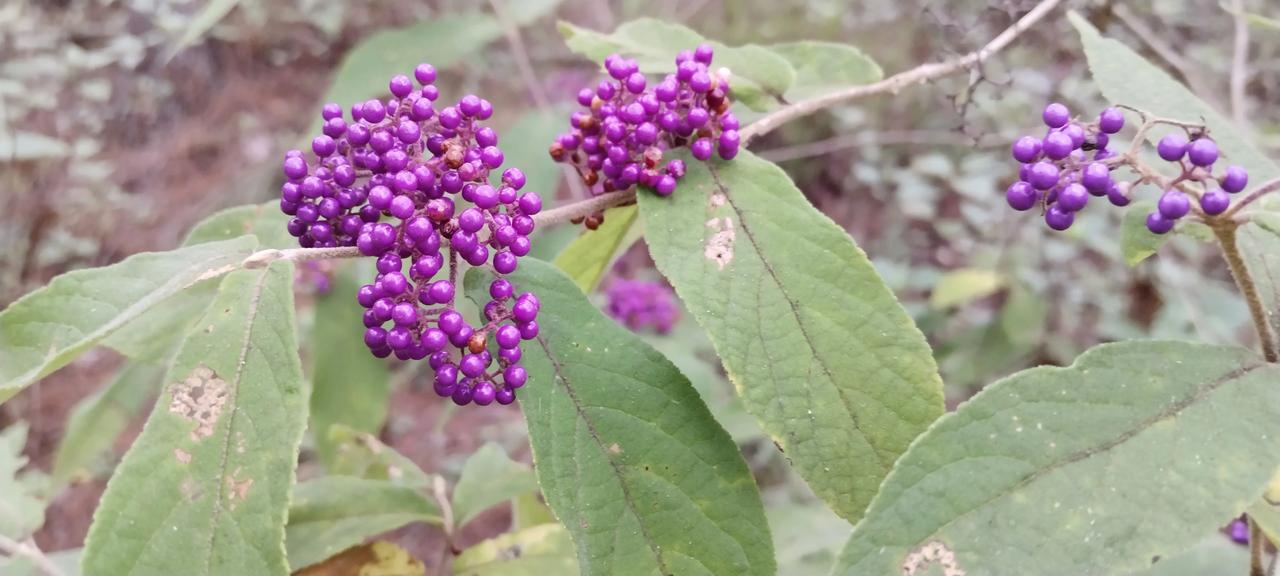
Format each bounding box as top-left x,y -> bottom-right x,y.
467,332 -> 487,354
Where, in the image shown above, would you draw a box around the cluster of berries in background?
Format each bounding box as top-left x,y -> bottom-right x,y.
550,44 -> 739,228
604,279 -> 680,334
280,63 -> 543,407
1005,102 -> 1248,235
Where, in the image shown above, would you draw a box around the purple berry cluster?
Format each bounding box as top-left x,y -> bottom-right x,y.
550,44 -> 739,228
604,279 -> 680,334
1005,103 -> 1128,231
279,63 -> 544,407
1144,132 -> 1246,234
1005,103 -> 1249,235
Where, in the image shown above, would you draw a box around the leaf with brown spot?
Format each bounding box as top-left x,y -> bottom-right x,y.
639,150 -> 944,523
82,261 -> 307,576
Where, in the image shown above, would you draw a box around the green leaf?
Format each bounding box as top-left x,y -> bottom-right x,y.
103,203 -> 288,363
832,341 -> 1280,576
1121,200 -> 1166,266
452,523 -> 578,576
767,41 -> 883,102
1136,535 -> 1249,576
638,150 -> 943,522
296,540 -> 424,576
929,268 -> 1005,310
463,258 -> 775,576
286,476 -> 441,571
310,266 -> 391,468
0,423 -> 44,539
324,425 -> 434,489
0,236 -> 256,404
317,12 -> 501,129
52,363 -> 165,486
552,204 -> 641,292
183,201 -> 294,249
101,286 -> 218,363
82,261 -> 306,576
1070,11 -> 1280,183
451,442 -> 538,528
558,18 -> 795,111
511,492 -> 557,530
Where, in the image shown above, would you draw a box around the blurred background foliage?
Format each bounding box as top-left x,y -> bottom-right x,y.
2,0 -> 1277,573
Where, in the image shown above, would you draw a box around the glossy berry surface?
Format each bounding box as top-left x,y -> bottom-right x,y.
550,44 -> 738,226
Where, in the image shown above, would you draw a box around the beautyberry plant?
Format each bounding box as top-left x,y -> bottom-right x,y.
1006,102 -> 1250,234
550,44 -> 739,228
279,63 -> 542,406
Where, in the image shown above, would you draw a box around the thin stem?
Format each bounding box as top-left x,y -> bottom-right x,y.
430,475 -> 460,555
740,0 -> 1065,144
489,0 -> 551,110
1223,176 -> 1280,219
1231,0 -> 1251,128
531,188 -> 636,227
1213,221 -> 1278,362
0,535 -> 65,576
240,189 -> 638,268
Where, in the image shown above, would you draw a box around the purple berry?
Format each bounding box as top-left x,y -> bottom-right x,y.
1044,205 -> 1075,231
1098,107 -> 1125,134
1146,212 -> 1175,234
1221,166 -> 1248,193
1157,190 -> 1191,219
1187,138 -> 1219,167
1027,161 -> 1061,190
1042,103 -> 1070,128
1011,136 -> 1041,163
1157,134 -> 1188,161
1081,162 -> 1112,194
1006,182 -> 1038,211
1057,183 -> 1089,212
1200,188 -> 1230,215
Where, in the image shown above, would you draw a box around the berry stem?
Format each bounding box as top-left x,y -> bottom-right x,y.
740,0 -> 1065,145
1223,175 -> 1280,220
245,189 -> 637,267
1212,220 -> 1279,363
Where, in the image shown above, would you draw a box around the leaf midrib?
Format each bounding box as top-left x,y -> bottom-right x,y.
705,164 -> 897,473
532,334 -> 671,576
200,268 -> 270,576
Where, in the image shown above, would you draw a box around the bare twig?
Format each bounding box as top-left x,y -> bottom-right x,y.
531,188 -> 636,227
1111,4 -> 1205,92
0,535 -> 65,576
488,0 -> 550,109
758,130 -> 1008,162
430,475 -> 460,555
740,0 -> 1065,144
1231,0 -> 1251,127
